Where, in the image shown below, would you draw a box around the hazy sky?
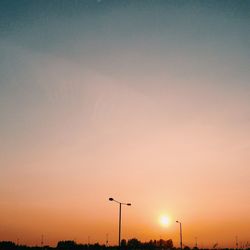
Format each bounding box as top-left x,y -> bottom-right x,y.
0,0 -> 250,248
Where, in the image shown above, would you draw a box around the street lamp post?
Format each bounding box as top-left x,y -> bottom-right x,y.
109,197 -> 131,247
176,220 -> 183,250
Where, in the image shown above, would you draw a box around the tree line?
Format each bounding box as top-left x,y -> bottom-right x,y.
1,239 -> 248,250
0,239 -> 173,250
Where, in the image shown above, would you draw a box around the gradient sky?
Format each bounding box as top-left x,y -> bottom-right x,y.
0,0 -> 250,248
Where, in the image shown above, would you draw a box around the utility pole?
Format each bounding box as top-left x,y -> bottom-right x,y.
106,233 -> 109,247
109,197 -> 131,247
41,235 -> 44,247
176,221 -> 183,250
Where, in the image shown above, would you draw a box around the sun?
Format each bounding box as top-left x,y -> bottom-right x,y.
159,215 -> 170,227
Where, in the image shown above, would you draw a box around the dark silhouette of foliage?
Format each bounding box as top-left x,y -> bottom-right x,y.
57,241 -> 77,249
121,240 -> 127,248
0,241 -> 16,250
1,240 -> 244,250
127,239 -> 141,249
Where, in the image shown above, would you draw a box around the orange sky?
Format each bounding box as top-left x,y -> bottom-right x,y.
0,1 -> 250,248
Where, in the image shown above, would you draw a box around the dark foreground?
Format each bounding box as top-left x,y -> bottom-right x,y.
0,240 -> 249,250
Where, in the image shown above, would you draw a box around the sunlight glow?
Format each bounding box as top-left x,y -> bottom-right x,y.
159,215 -> 170,227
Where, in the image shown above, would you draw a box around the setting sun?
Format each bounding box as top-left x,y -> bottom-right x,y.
159,215 -> 170,227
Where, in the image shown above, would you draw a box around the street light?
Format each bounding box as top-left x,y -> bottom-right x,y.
109,197 -> 131,247
176,220 -> 183,250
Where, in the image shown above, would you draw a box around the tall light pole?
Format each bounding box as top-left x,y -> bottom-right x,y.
109,197 -> 131,247
176,220 -> 183,250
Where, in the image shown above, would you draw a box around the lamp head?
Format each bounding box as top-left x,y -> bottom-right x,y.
109,198 -> 114,201
127,203 -> 131,206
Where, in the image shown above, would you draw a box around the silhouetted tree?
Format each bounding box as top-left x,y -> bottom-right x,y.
155,239 -> 173,249
0,241 -> 16,250
121,240 -> 127,248
165,240 -> 173,249
57,241 -> 77,250
127,239 -> 141,249
0,238 -> 176,250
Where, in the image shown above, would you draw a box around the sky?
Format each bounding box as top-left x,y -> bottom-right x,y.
0,0 -> 250,248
